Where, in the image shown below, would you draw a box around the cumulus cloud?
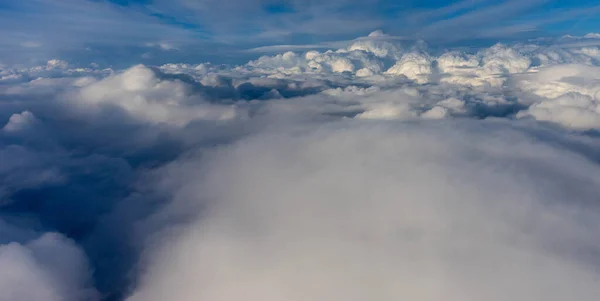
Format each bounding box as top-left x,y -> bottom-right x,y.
73,65 -> 241,126
0,232 -> 98,301
518,93 -> 600,130
2,111 -> 40,133
516,64 -> 600,129
384,52 -> 433,84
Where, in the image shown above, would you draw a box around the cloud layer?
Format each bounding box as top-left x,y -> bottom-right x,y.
2,31 -> 600,301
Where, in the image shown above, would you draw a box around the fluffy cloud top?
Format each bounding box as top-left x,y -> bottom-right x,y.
74,65 -> 240,126
516,64 -> 600,129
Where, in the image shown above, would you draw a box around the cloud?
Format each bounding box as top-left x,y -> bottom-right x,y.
0,0 -> 201,65
384,52 -> 433,84
145,42 -> 179,51
2,111 -> 40,133
0,231 -> 98,301
72,65 -> 241,126
515,64 -> 600,129
20,41 -> 43,48
149,0 -> 386,40
417,0 -> 550,39
3,30 -> 600,301
127,119 -> 600,301
518,92 -> 600,130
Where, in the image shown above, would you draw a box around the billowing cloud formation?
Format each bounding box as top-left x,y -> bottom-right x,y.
74,65 -> 240,126
516,64 -> 600,129
2,31 -> 600,301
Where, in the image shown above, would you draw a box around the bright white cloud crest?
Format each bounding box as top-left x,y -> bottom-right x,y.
2,31 -> 600,301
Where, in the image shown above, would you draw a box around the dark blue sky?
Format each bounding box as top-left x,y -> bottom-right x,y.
1,0 -> 599,66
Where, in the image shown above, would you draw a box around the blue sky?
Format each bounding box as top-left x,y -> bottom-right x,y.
1,0 -> 599,66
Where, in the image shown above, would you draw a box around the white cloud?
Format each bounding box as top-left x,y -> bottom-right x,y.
517,93 -> 600,130
385,52 -> 433,84
481,44 -> 531,74
515,64 -> 600,129
2,111 -> 39,133
73,65 -> 241,126
45,60 -> 68,70
584,33 -> 600,39
145,42 -> 179,51
0,232 -> 98,301
225,32 -> 600,90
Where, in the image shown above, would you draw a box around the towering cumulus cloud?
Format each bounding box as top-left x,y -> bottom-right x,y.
2,31 -> 600,301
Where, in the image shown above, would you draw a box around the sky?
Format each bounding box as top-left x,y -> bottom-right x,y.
3,1 -> 600,301
1,0 -> 600,66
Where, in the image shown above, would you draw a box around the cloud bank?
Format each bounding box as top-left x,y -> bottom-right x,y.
2,31 -> 600,301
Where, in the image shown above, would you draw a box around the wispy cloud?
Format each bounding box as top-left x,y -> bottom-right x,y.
0,0 -> 199,64
415,0 -> 551,39
2,0 -> 600,65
